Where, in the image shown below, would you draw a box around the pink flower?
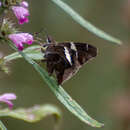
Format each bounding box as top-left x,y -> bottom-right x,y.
0,93 -> 16,109
20,1 -> 29,8
0,2 -> 2,7
8,33 -> 34,51
12,6 -> 29,24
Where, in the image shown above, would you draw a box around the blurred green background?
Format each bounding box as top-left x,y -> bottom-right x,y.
0,0 -> 129,130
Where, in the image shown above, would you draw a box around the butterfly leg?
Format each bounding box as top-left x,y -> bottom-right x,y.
47,62 -> 55,76
41,59 -> 47,62
55,69 -> 64,85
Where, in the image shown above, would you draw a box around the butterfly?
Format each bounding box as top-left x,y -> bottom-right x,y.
41,36 -> 97,85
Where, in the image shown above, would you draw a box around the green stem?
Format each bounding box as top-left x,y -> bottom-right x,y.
0,121 -> 7,130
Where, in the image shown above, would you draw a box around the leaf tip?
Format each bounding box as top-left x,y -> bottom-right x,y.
89,120 -> 104,128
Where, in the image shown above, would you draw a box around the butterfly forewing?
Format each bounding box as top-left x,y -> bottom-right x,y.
59,42 -> 97,65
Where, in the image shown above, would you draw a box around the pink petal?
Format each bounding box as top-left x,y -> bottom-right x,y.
17,42 -> 24,51
4,100 -> 13,110
0,2 -> 2,7
12,6 -> 29,25
20,1 -> 29,8
19,17 -> 29,24
0,93 -> 16,109
27,40 -> 33,45
0,93 -> 16,100
8,33 -> 34,51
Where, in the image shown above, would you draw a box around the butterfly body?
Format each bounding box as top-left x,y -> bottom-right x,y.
42,38 -> 97,85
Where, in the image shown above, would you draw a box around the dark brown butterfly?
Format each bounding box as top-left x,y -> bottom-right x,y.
41,36 -> 97,85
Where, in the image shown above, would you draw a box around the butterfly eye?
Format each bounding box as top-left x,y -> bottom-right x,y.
43,43 -> 51,48
43,44 -> 47,47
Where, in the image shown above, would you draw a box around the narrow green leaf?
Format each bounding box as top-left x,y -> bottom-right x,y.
4,45 -> 43,63
9,42 -> 104,128
28,61 -> 104,127
51,0 -> 122,45
0,121 -> 7,130
0,104 -> 61,123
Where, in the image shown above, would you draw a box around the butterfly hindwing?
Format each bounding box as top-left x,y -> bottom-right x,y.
42,41 -> 97,84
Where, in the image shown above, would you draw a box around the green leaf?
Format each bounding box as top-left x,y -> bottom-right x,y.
28,62 -> 104,127
0,121 -> 7,130
4,45 -> 43,63
8,42 -> 104,128
0,58 -> 9,74
51,0 -> 122,45
0,104 -> 61,123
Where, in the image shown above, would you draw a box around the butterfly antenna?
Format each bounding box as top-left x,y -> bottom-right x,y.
33,28 -> 49,41
40,28 -> 52,44
32,28 -> 55,46
32,28 -> 45,45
